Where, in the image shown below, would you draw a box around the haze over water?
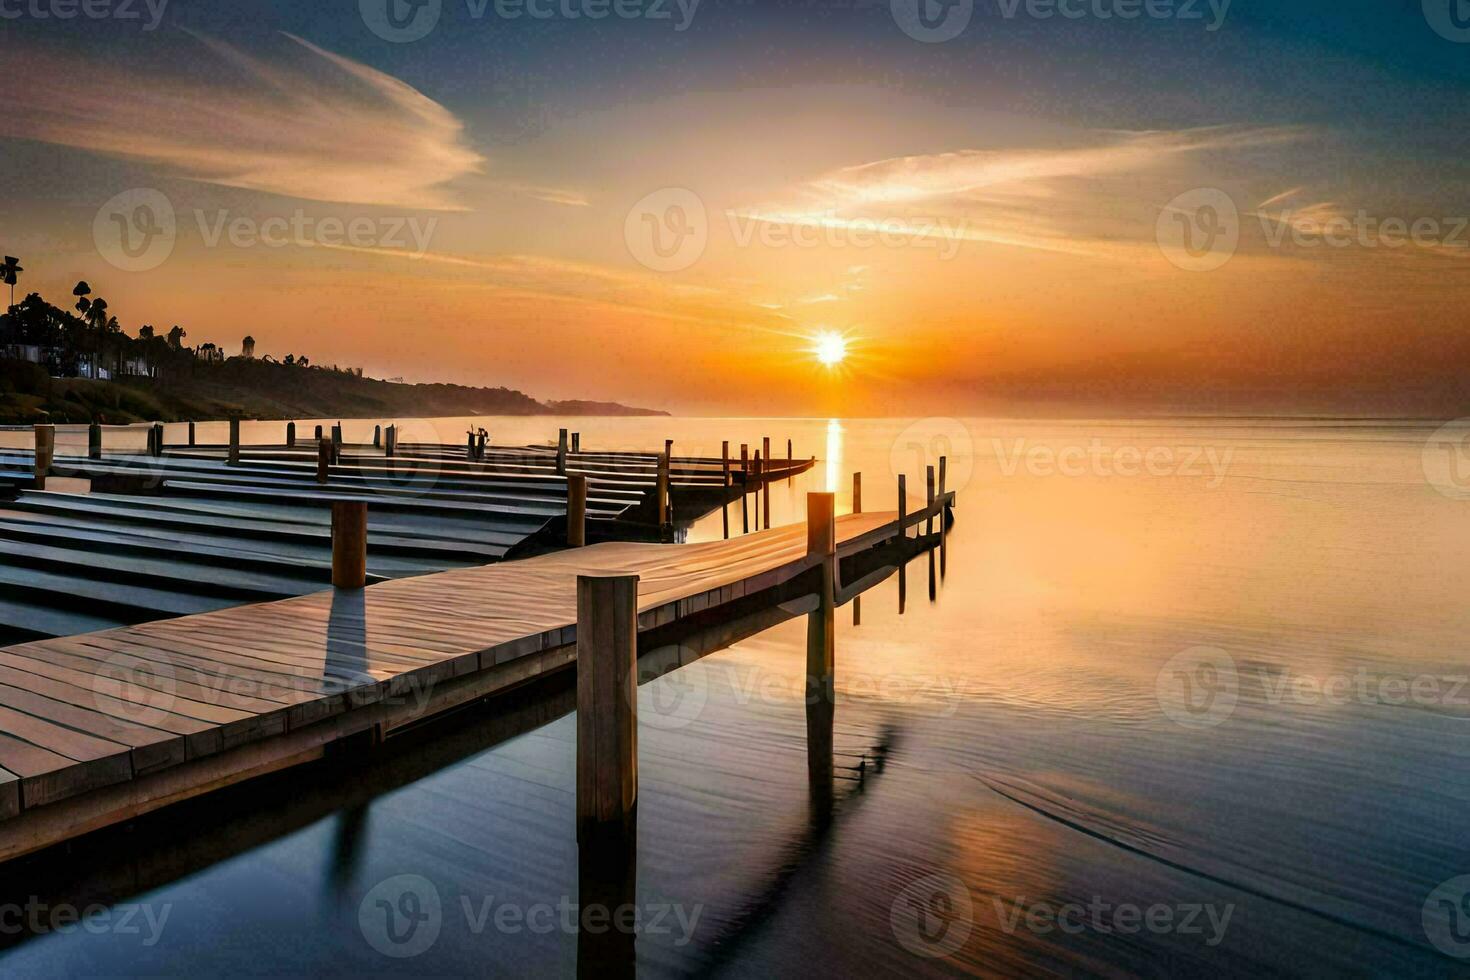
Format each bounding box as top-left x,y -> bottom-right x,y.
1,415 -> 1466,976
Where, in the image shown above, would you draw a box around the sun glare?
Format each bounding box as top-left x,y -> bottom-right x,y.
813,331 -> 848,366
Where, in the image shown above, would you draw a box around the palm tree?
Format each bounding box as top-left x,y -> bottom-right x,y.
84,297 -> 109,377
1,257 -> 22,311
166,325 -> 186,350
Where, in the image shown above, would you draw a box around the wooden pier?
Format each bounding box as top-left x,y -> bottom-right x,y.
0,487 -> 953,862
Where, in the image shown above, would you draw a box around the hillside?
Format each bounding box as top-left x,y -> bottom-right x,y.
0,357 -> 666,424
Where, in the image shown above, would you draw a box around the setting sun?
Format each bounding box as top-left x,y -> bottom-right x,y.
812,331 -> 848,367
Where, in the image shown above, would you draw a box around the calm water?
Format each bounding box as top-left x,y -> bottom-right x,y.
2,416 -> 1469,977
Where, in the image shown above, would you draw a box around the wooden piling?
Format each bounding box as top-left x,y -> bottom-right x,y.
656,451 -> 670,526
187,421 -> 196,448
926,465 -> 936,536
88,423 -> 102,460
898,474 -> 908,537
286,422 -> 296,448
331,501 -> 368,590
558,429 -> 569,475
938,456 -> 948,579
787,438 -> 794,484
228,418 -> 240,466
898,475 -> 908,613
568,475 -> 588,548
373,425 -> 382,449
151,423 -> 164,458
314,425 -> 323,441
316,440 -> 331,484
384,425 -> 397,459
33,425 -> 54,491
752,451 -> 763,531
852,472 -> 862,626
762,436 -> 772,525
740,444 -> 750,534
572,432 -> 581,453
806,492 -> 836,788
721,440 -> 731,540
576,574 -> 639,840
331,424 -> 343,465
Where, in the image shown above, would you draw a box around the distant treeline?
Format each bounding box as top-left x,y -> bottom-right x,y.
0,287 -> 665,424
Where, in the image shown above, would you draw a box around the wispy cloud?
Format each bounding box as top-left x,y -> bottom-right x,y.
0,33 -> 483,210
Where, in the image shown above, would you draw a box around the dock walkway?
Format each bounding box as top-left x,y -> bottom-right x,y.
0,500 -> 948,861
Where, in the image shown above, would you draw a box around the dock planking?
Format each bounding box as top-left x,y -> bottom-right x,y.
0,497 -> 951,860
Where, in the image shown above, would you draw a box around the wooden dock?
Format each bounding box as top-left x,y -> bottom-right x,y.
0,492 -> 952,862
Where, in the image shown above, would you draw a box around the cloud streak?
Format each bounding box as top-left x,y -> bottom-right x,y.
0,33 -> 482,210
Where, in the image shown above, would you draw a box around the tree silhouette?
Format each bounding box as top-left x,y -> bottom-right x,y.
2,257 -> 23,311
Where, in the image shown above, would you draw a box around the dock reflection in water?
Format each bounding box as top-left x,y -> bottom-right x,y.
0,416 -> 1465,976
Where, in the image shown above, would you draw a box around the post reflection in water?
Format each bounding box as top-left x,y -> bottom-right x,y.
577,820 -> 638,980
824,418 -> 843,494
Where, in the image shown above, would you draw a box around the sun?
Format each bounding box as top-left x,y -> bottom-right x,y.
812,331 -> 848,367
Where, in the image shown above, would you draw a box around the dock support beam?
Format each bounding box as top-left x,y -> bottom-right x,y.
661,452 -> 673,528
384,425 -> 397,459
152,423 -> 164,458
576,574 -> 639,841
567,474 -> 587,548
88,423 -> 102,460
331,501 -> 368,590
762,436 -> 771,527
228,418 -> 240,465
740,444 -> 750,534
806,492 -> 836,803
898,474 -> 908,614
187,421 -> 196,448
852,472 -> 862,626
374,425 -> 381,449
752,451 -> 763,530
721,440 -> 730,540
33,425 -> 53,490
558,429 -> 569,475
286,422 -> 296,448
572,432 -> 580,453
316,440 -> 331,484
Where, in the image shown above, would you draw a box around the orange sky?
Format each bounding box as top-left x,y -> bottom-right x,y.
3,28 -> 1469,416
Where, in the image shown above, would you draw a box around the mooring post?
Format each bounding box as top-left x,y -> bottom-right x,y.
374,425 -> 382,449
478,430 -> 488,460
568,474 -> 588,548
33,424 -> 54,490
384,425 -> 397,459
558,429 -> 569,475
467,431 -> 477,459
572,432 -> 581,453
331,501 -> 368,590
228,418 -> 240,465
938,456 -> 948,579
656,450 -> 670,527
926,465 -> 936,536
897,475 -> 909,612
156,422 -> 166,457
740,444 -> 750,534
664,439 -> 673,465
762,436 -> 772,524
852,472 -> 862,626
576,573 -> 639,841
752,450 -> 763,531
721,440 -> 731,540
314,425 -> 323,441
806,492 -> 836,791
88,423 -> 102,460
331,424 -> 343,465
286,421 -> 296,448
316,439 -> 331,484
187,421 -> 196,448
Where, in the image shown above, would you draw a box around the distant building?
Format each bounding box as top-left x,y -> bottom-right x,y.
241,336 -> 256,359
